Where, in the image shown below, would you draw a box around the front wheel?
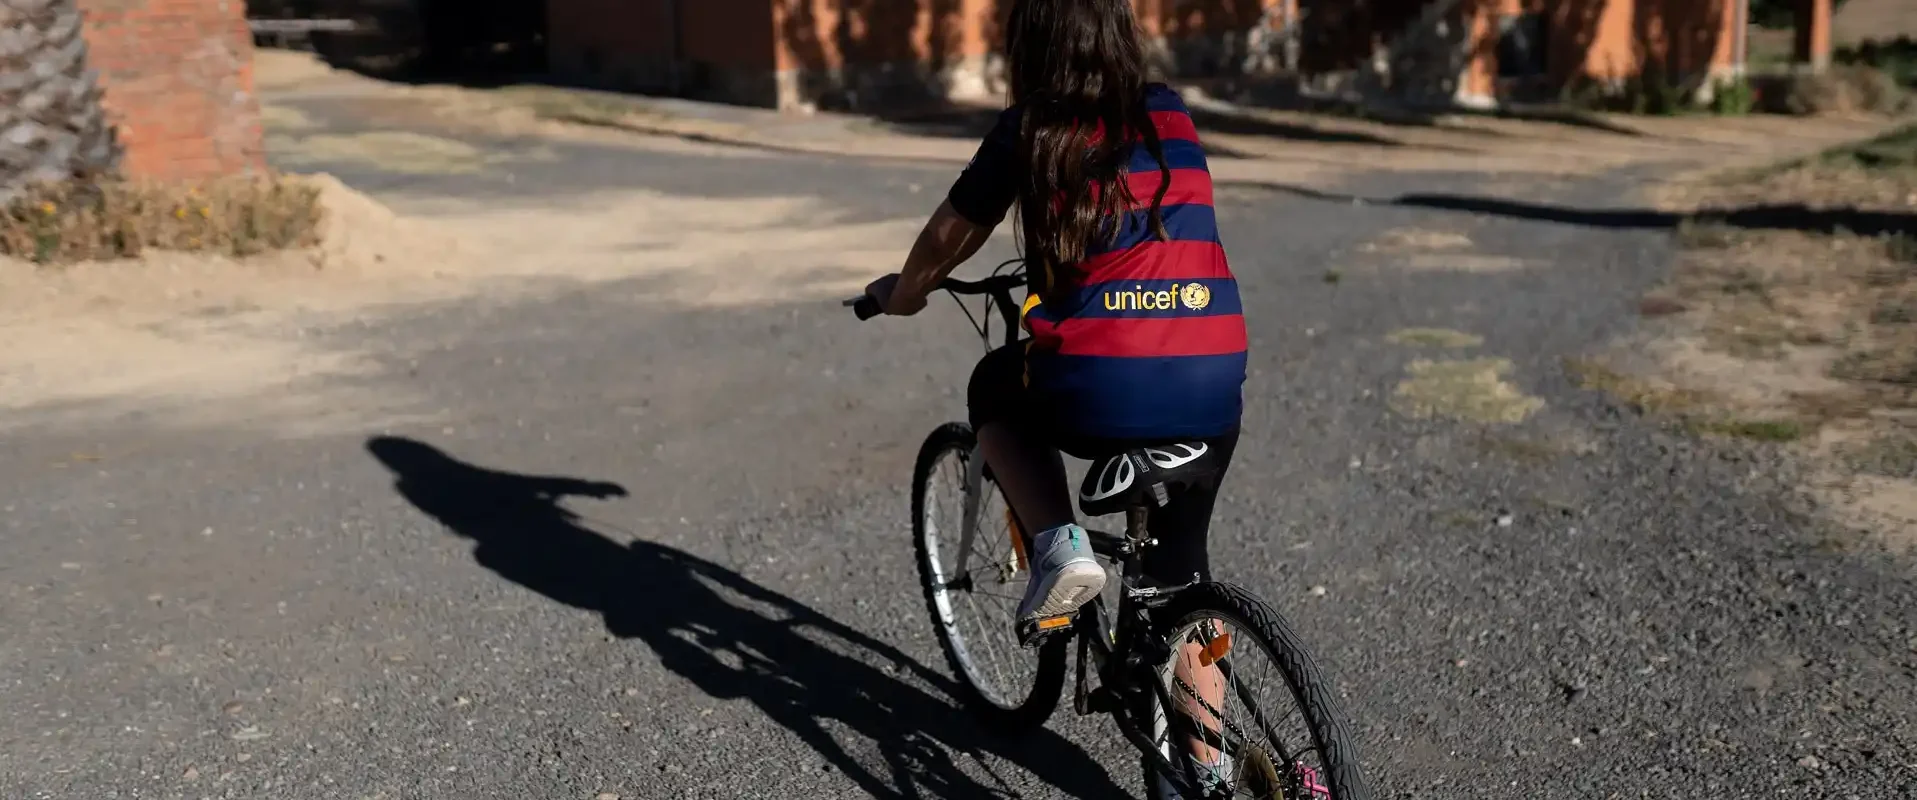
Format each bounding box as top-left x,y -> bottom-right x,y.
1141,582 -> 1370,800
912,422 -> 1068,734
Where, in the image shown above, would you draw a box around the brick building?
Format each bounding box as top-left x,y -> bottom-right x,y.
544,0 -> 1797,112
546,0 -> 1302,110
1387,0 -> 1748,108
78,0 -> 265,181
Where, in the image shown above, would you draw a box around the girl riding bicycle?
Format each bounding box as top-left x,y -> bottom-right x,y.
864,0 -> 1245,614
861,1 -> 1247,793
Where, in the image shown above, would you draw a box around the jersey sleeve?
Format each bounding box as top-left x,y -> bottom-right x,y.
946,105 -> 1022,228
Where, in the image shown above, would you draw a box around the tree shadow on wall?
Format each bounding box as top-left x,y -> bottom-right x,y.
1287,0 -> 1725,115
1550,0 -> 1730,114
773,0 -> 1294,114
774,0 -> 1003,119
364,436 -> 1131,800
777,0 -> 1412,149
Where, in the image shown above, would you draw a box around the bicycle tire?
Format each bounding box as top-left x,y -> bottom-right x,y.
911,422 -> 1068,734
1141,581 -> 1370,800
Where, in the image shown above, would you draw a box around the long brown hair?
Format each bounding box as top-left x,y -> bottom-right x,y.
1004,0 -> 1170,292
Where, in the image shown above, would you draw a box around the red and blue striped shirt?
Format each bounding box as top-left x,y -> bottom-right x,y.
948,84 -> 1246,441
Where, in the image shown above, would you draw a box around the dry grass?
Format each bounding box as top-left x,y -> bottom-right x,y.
0,174 -> 324,265
1603,123 -> 1917,544
1565,357 -> 1716,416
1670,223 -> 1917,389
1751,65 -> 1910,115
1840,427 -> 1917,478
1390,357 -> 1546,424
1567,355 -> 1819,441
1691,417 -> 1810,441
1386,327 -> 1485,348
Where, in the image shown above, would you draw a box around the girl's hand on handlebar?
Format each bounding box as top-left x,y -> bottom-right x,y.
864,274 -> 927,317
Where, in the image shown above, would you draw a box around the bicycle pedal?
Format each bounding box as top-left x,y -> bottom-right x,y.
1016,614 -> 1074,648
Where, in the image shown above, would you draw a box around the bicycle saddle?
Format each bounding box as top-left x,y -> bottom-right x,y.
1077,442 -> 1223,517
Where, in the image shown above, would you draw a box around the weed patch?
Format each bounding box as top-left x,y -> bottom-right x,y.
1565,357 -> 1715,415
1632,121 -> 1917,546
1752,65 -> 1909,115
1836,36 -> 1917,91
1843,432 -> 1917,479
1816,123 -> 1917,171
1691,417 -> 1808,442
1,175 -> 323,265
1674,218 -> 1744,249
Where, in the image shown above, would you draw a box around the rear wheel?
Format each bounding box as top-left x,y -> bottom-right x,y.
1141,582 -> 1369,800
912,422 -> 1067,734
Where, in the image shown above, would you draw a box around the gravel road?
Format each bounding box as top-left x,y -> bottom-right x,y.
3,96 -> 1912,799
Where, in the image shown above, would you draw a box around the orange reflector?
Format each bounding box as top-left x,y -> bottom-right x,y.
1198,632 -> 1233,667
1036,616 -> 1073,630
1005,509 -> 1029,572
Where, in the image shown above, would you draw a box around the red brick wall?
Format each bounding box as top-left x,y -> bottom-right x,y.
684,0 -> 775,70
78,0 -> 264,181
546,0 -> 676,88
547,0 -> 777,95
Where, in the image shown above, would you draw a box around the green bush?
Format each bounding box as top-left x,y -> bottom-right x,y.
1709,77 -> 1757,115
1559,69 -> 1693,115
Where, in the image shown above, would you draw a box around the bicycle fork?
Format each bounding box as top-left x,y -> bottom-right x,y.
947,445 -> 992,591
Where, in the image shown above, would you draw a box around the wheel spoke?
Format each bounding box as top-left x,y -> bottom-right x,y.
917,439 -> 1045,714
1150,603 -> 1347,800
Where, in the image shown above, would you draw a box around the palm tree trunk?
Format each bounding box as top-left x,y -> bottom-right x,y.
0,0 -> 122,202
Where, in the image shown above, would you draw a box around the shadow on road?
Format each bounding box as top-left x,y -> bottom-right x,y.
859,101 -> 1413,150
365,436 -> 1126,800
1240,182 -> 1917,238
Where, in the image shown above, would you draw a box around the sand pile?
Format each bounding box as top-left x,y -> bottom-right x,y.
300,172 -> 467,275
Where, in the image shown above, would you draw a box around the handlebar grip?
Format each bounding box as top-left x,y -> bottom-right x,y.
852,295 -> 883,320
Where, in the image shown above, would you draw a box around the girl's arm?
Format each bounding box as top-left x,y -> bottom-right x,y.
871,199 -> 995,316
871,105 -> 1018,316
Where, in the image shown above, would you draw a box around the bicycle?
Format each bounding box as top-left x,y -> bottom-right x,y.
848,260 -> 1371,800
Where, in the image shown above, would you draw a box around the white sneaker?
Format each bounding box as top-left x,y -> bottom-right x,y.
1015,524 -> 1106,621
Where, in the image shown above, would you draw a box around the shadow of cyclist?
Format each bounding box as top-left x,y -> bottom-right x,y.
365,436 -> 1127,800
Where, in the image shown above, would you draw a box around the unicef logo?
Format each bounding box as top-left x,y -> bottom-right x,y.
1100,282 -> 1215,312
1179,282 -> 1211,311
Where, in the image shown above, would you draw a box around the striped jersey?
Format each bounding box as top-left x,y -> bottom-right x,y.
947,84 -> 1247,441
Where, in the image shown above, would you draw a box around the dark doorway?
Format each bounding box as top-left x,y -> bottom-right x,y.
247,0 -> 549,83
1496,12 -> 1548,78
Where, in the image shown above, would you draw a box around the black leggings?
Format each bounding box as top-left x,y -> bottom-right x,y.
966,343 -> 1239,588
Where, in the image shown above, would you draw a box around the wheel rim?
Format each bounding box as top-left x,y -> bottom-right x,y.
920,444 -> 1042,711
1148,613 -> 1336,799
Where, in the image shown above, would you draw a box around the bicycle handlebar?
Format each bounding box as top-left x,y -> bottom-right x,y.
849,295 -> 885,320
844,274 -> 1026,321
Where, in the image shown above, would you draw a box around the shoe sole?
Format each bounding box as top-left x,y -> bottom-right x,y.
1021,559 -> 1107,619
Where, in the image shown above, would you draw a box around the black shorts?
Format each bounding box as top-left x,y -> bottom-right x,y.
966,342 -> 1239,587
